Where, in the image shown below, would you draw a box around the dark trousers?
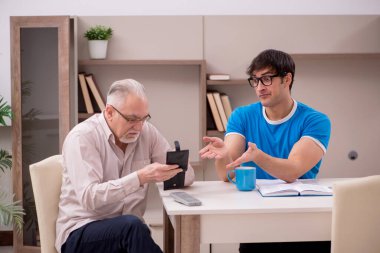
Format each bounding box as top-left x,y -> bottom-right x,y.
240,241 -> 331,253
61,215 -> 162,253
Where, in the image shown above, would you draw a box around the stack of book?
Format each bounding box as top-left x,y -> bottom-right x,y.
206,91 -> 232,132
78,72 -> 106,114
207,73 -> 231,81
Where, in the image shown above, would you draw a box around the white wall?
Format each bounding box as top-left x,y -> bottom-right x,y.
1,0 -> 380,103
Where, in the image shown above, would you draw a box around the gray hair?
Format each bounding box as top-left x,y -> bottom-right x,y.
106,79 -> 147,108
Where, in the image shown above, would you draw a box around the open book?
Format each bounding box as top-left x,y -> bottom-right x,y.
257,179 -> 333,197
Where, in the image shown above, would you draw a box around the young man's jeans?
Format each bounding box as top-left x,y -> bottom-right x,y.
61,215 -> 162,253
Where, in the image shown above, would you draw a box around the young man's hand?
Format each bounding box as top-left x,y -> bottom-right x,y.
199,136 -> 229,160
226,142 -> 258,168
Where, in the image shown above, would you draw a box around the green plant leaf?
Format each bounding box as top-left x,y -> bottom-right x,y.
0,96 -> 12,126
0,149 -> 12,173
84,25 -> 113,40
0,193 -> 25,234
0,95 -> 24,234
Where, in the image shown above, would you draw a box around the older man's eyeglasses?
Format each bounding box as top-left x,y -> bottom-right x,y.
111,105 -> 151,124
247,73 -> 284,88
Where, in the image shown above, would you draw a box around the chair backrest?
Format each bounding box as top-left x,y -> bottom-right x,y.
30,155 -> 63,253
331,175 -> 380,253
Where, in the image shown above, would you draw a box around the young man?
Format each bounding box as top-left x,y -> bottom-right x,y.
200,49 -> 331,253
56,79 -> 195,253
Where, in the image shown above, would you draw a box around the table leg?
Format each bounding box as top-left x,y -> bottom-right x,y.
178,215 -> 200,253
163,208 -> 174,253
163,209 -> 200,253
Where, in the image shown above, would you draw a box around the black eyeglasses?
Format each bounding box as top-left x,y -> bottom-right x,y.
111,105 -> 151,124
247,73 -> 284,88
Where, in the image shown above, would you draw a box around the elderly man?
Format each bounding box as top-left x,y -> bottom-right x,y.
56,79 -> 194,253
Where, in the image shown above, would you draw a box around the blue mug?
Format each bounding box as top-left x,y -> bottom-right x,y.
227,167 -> 256,191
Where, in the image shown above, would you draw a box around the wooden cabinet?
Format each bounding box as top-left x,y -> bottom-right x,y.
206,79 -> 250,136
76,16 -> 206,166
204,15 -> 380,79
77,16 -> 203,60
203,15 -> 380,182
10,16 -> 75,252
76,16 -> 206,161
77,59 -> 206,167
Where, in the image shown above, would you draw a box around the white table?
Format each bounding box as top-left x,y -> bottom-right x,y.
158,179 -> 343,253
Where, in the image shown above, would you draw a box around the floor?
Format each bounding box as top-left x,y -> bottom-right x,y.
0,246 -> 13,253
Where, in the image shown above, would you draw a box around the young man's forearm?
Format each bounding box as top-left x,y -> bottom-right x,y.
253,150 -> 308,183
215,156 -> 233,182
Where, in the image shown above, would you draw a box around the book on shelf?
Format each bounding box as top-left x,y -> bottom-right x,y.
206,92 -> 224,132
87,85 -> 102,113
207,73 -> 230,81
78,72 -> 94,114
206,101 -> 217,130
77,79 -> 87,113
220,93 -> 232,119
257,179 -> 333,197
212,92 -> 228,130
85,74 -> 106,112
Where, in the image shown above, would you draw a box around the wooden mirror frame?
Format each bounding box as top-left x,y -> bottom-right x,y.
10,16 -> 71,253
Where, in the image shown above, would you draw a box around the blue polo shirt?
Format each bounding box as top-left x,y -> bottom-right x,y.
226,100 -> 331,179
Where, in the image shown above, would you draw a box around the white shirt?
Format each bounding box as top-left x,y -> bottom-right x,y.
55,113 -> 195,252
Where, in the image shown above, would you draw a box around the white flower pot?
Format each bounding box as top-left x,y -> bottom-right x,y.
88,40 -> 108,59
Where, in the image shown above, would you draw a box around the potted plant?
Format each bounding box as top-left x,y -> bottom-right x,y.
84,25 -> 113,59
0,96 -> 24,234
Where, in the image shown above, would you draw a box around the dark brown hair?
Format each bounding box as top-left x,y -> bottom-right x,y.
247,49 -> 295,90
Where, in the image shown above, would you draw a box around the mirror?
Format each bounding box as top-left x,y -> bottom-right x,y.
20,27 -> 60,246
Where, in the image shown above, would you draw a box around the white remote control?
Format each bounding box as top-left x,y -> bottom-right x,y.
170,192 -> 202,206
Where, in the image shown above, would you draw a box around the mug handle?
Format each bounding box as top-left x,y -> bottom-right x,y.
227,170 -> 236,184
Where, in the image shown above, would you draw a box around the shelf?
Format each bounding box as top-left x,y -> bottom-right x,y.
78,59 -> 205,66
207,79 -> 247,86
206,130 -> 225,138
78,113 -> 96,120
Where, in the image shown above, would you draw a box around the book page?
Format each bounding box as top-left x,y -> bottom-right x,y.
257,181 -> 301,196
256,179 -> 286,186
297,184 -> 332,196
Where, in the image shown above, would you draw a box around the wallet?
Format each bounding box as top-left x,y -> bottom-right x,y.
163,141 -> 189,190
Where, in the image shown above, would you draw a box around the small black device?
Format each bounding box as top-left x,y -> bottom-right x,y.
164,141 -> 189,190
